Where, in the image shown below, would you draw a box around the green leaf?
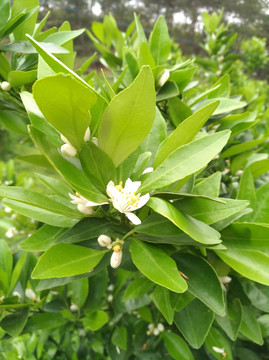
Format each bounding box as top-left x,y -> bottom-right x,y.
215,298 -> 242,341
147,198 -> 221,245
239,306 -> 264,345
0,110 -> 28,135
193,98 -> 247,116
168,97 -> 193,127
0,0 -> 9,34
154,101 -> 219,167
221,137 -> 266,158
174,298 -> 214,349
35,173 -> 72,198
24,313 -> 66,331
17,155 -> 53,169
55,217 -> 111,244
149,16 -> 170,65
170,67 -> 198,92
242,281 -> 269,312
0,53 -> 11,79
258,315 -> 269,338
138,42 -> 155,68
8,70 -> 37,87
32,244 -> 106,279
82,310 -> 108,331
205,327 -> 233,360
0,240 -> 13,285
79,142 -> 117,191
193,172 -> 221,197
250,182 -> 269,224
156,81 -> 179,101
123,277 -> 154,301
98,66 -> 156,167
130,238 -> 187,293
112,327 -> 127,350
175,197 -> 249,225
20,225 -> 66,252
163,332 -> 194,360
174,253 -> 225,316
33,73 -> 95,150
134,13 -> 147,44
11,0 -> 38,40
151,286 -> 174,324
29,126 -> 108,204
0,308 -> 29,337
140,130 -> 231,193
71,278 -> 89,309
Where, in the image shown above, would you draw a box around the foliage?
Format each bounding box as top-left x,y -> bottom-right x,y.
1,2 -> 269,359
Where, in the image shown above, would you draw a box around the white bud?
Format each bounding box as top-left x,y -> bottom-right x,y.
70,303 -> 78,312
92,137 -> 98,146
107,294 -> 113,302
77,203 -> 94,215
219,276 -> 232,285
84,127 -> 91,142
110,250 -> 122,268
153,328 -> 160,336
158,69 -> 170,87
212,346 -> 225,354
61,143 -> 77,157
25,288 -> 37,301
12,291 -> 22,299
1,81 -> 11,91
157,323 -> 164,332
108,284 -> 114,291
4,207 -> 12,213
142,167 -> 154,175
98,234 -> 112,248
148,323 -> 154,331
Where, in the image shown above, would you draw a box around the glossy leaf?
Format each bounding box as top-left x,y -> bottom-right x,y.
130,238 -> 187,293
151,285 -> 174,324
205,327 -> 233,360
112,327 -> 127,350
82,310 -> 108,331
215,298 -> 242,341
140,130 -> 230,193
0,308 -> 29,337
24,313 -> 66,331
163,332 -> 194,360
123,278 -> 154,301
174,298 -> 214,349
239,306 -> 264,345
168,97 -> 192,127
99,66 -> 155,167
149,16 -> 170,65
32,244 -> 107,279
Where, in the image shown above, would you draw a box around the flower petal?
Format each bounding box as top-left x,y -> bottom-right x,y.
136,193 -> 150,209
86,200 -> 108,207
126,212 -> 141,225
124,178 -> 141,193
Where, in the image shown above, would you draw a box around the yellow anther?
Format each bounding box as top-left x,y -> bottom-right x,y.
75,192 -> 81,197
113,245 -> 122,252
115,181 -> 123,191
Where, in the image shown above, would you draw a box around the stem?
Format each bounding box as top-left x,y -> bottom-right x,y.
122,228 -> 137,241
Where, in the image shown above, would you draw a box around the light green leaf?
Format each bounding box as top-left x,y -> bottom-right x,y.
134,13 -> 147,44
147,197 -> 221,245
32,244 -> 106,279
151,285 -> 174,324
174,298 -> 214,349
99,66 -> 155,167
8,70 -> 37,87
156,81 -> 179,101
0,0 -> 9,34
168,97 -> 193,127
112,327 -> 127,350
149,16 -> 170,65
82,310 -> 108,331
193,172 -> 221,197
174,253 -> 225,316
35,173 -> 72,198
140,130 -> 231,193
163,332 -> 194,360
193,98 -> 247,115
138,42 -> 155,68
130,238 -> 187,293
0,110 -> 28,135
0,240 -> 13,284
170,67 -> 197,92
33,73 -> 95,150
154,101 -> 219,167
221,137 -> 266,158
11,0 -> 38,40
250,182 -> 269,224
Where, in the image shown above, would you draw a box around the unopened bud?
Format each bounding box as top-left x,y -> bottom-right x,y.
157,323 -> 164,332
25,288 -> 37,301
1,81 -> 11,91
142,167 -> 154,175
60,134 -> 70,144
84,127 -> 91,142
153,328 -> 160,336
92,137 -> 98,146
77,203 -> 94,215
110,250 -> 122,268
158,69 -> 170,87
98,234 -> 112,248
61,143 -> 77,157
70,303 -> 78,312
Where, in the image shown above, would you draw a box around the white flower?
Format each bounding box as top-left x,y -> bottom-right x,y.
25,288 -> 37,301
212,346 -> 225,354
69,192 -> 107,215
110,250 -> 123,268
5,227 -> 18,238
106,178 -> 150,225
158,69 -> 170,87
98,235 -> 112,249
61,143 -> 77,157
1,81 -> 11,91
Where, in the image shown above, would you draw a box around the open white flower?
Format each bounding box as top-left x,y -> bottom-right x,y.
69,192 -> 107,215
106,178 -> 150,225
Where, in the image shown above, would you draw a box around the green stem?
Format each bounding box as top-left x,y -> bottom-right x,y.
122,228 -> 137,241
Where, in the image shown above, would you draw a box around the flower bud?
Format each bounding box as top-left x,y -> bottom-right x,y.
61,143 -> 77,157
157,323 -> 164,332
1,81 -> 11,91
110,250 -> 122,268
142,167 -> 154,175
70,303 -> 78,312
158,69 -> 170,87
153,328 -> 160,336
92,137 -> 98,146
60,134 -> 70,144
98,234 -> 112,248
84,127 -> 91,142
77,203 -> 94,215
25,288 -> 37,301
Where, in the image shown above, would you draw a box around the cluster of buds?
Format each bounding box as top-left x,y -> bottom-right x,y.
1,81 -> 11,91
97,235 -> 124,268
146,323 -> 164,336
60,127 -> 90,157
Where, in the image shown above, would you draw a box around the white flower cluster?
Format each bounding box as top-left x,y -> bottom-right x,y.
98,235 -> 124,268
146,323 -> 164,336
61,127 -> 90,157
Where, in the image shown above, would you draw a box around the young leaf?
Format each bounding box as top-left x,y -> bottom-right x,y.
32,244 -> 107,279
140,130 -> 231,193
111,327 -> 127,350
98,66 -> 156,167
130,238 -> 187,293
149,16 -> 171,65
154,101 -> 219,167
163,332 -> 194,360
